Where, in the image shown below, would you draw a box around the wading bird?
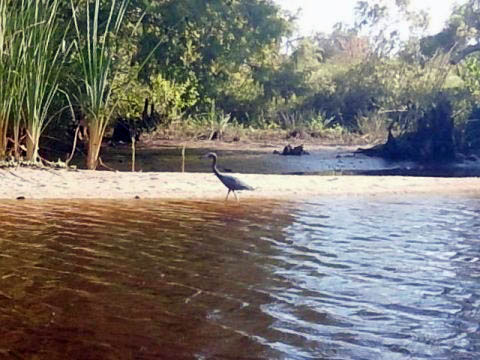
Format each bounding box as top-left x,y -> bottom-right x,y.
206,152 -> 254,201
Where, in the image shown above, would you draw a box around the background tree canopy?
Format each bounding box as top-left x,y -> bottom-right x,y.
2,0 -> 480,168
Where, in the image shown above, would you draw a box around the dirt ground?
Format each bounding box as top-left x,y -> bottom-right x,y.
1,166 -> 479,201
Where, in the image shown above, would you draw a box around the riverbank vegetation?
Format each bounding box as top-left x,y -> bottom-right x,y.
2,0 -> 480,169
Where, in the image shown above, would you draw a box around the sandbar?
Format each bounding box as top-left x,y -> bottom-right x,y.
0,168 -> 479,201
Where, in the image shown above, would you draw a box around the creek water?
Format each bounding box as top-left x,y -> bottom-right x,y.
97,145 -> 480,177
1,195 -> 479,359
90,144 -> 410,174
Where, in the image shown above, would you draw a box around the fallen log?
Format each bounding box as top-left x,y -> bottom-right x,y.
273,144 -> 310,156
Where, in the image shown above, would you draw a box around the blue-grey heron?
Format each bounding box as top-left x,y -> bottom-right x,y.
206,152 -> 254,201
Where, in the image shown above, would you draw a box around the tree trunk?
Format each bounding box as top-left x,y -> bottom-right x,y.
0,118 -> 8,160
25,127 -> 39,162
131,136 -> 135,172
13,125 -> 20,161
86,124 -> 104,170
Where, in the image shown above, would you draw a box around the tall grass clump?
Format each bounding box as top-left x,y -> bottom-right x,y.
0,0 -> 14,158
0,0 -> 31,160
71,0 -> 129,169
16,0 -> 67,162
0,0 -> 65,161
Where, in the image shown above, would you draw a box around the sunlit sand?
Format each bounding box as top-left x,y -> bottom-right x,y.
1,168 -> 479,200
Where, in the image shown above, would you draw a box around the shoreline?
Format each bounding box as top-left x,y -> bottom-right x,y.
141,137 -> 369,154
1,168 -> 479,201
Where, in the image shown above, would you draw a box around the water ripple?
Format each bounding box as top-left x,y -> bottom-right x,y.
0,196 -> 479,359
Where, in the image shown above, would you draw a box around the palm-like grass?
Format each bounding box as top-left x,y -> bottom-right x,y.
71,0 -> 129,169
0,0 -> 25,159
0,0 -> 13,158
17,0 -> 67,162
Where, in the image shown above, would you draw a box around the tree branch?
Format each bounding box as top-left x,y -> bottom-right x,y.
452,43 -> 480,64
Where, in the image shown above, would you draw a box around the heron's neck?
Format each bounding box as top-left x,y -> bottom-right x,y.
211,158 -> 221,177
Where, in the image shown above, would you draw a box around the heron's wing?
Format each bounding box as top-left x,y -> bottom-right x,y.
219,173 -> 254,191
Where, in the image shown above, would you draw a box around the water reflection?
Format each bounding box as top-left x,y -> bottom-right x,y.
0,196 -> 479,359
97,145 -> 480,177
97,146 -> 414,175
273,197 -> 480,359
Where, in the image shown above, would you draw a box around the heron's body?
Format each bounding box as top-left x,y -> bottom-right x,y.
206,152 -> 254,201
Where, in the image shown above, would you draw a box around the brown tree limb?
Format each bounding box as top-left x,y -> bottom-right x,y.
451,43 -> 480,64
98,157 -> 116,172
65,125 -> 80,167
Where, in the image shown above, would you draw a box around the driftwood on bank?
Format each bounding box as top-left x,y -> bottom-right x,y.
274,144 -> 310,156
111,98 -> 163,144
357,95 -> 455,162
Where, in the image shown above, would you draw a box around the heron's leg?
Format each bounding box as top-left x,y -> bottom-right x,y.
225,189 -> 231,201
233,191 -> 239,202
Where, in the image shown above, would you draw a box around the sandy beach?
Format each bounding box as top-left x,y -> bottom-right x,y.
1,167 -> 480,200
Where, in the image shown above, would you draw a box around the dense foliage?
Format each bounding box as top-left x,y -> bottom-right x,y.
1,0 -> 480,168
